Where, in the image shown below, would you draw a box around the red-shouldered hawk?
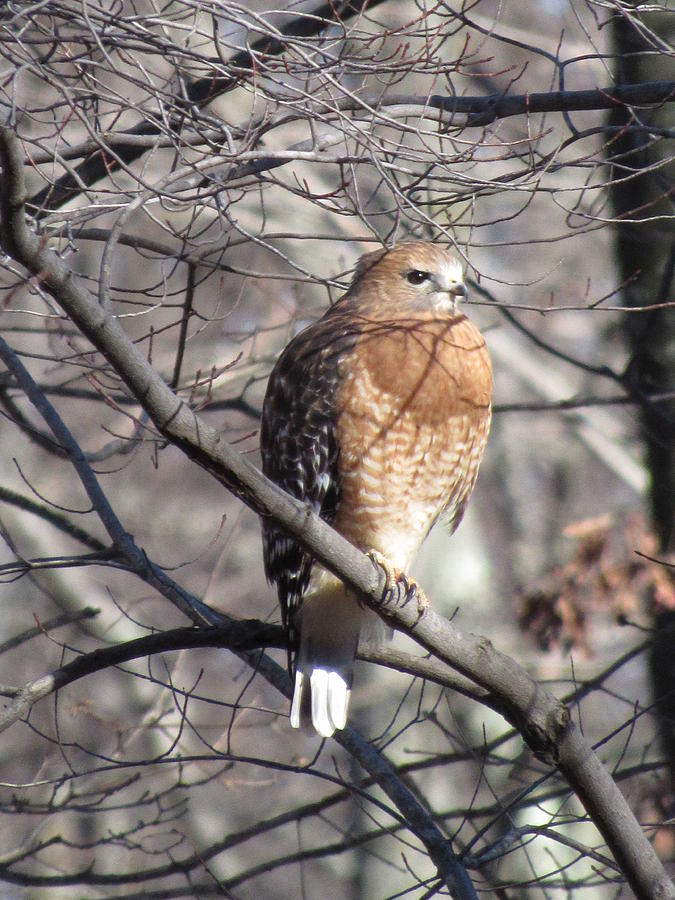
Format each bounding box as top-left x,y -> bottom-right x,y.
261,241 -> 492,737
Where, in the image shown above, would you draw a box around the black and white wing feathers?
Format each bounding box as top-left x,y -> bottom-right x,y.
260,313 -> 359,663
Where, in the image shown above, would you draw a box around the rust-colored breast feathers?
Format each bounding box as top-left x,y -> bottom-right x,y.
355,313 -> 491,424
332,312 -> 492,567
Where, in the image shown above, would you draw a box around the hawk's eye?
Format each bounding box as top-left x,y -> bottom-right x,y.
406,270 -> 430,285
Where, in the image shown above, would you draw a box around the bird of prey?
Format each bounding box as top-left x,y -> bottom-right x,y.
260,241 -> 492,737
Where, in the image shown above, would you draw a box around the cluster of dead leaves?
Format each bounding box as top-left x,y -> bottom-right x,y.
518,512 -> 674,654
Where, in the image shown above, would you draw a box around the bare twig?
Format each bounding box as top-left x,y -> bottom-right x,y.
0,607 -> 99,657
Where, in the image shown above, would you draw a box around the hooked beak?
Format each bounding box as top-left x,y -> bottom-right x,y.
432,278 -> 467,313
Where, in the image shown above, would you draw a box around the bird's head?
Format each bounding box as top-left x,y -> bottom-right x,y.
350,241 -> 468,315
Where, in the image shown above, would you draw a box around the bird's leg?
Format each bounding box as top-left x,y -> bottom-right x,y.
366,550 -> 429,617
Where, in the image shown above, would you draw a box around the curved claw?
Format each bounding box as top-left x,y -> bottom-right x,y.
366,550 -> 427,614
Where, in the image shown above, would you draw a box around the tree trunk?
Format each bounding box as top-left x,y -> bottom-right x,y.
609,10 -> 675,788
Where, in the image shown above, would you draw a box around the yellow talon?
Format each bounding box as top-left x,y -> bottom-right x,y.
366,549 -> 399,587
366,549 -> 427,614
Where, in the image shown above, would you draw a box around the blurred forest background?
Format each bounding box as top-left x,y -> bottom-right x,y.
0,0 -> 673,897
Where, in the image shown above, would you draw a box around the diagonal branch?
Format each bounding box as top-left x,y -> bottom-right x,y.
0,333 -> 222,629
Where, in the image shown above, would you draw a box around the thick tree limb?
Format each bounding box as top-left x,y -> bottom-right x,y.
29,79 -> 675,216
431,80 -> 675,125
608,15 -> 675,793
1,127 -> 672,900
0,622 -> 491,731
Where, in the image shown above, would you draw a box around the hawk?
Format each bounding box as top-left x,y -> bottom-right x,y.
261,241 -> 493,737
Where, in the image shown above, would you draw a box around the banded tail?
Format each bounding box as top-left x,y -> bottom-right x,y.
289,585 -> 363,737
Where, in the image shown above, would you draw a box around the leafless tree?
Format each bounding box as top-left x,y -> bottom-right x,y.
0,1 -> 673,897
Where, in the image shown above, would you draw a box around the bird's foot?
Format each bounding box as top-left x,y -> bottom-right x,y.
366,550 -> 429,617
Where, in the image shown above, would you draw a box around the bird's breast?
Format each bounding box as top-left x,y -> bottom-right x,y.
332,313 -> 492,562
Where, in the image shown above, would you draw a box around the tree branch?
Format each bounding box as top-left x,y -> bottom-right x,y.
0,621 -> 492,726
27,74 -> 674,214
0,332 -> 221,629
0,621 -> 284,731
431,80 -> 675,126
27,0 -> 387,216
